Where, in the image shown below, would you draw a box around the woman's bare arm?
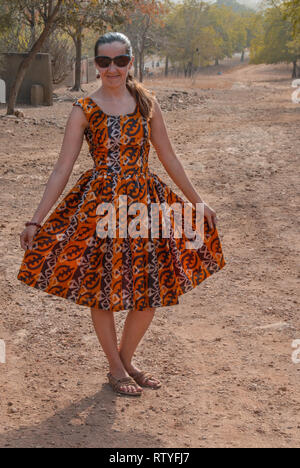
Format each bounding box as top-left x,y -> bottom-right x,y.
29,105 -> 88,225
149,97 -> 204,204
149,98 -> 217,229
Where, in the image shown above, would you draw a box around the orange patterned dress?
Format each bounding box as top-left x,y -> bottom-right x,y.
17,96 -> 226,312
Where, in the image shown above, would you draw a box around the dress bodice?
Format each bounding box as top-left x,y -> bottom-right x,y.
73,97 -> 151,180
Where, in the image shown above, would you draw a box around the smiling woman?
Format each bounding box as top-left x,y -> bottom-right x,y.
92,34 -> 156,119
17,31 -> 226,398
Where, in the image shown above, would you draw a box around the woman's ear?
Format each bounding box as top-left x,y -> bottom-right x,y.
94,56 -> 103,78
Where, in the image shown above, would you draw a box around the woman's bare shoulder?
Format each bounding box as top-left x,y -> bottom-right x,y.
71,97 -> 89,129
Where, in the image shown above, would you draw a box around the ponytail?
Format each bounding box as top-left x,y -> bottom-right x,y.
126,71 -> 155,120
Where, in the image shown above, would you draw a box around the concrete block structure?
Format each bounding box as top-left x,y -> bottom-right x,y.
0,52 -> 52,105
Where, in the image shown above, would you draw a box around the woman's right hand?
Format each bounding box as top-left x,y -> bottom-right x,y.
19,225 -> 39,251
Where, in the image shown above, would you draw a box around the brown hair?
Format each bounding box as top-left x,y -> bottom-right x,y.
94,32 -> 155,120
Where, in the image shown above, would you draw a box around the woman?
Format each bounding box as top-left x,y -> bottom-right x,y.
17,32 -> 226,397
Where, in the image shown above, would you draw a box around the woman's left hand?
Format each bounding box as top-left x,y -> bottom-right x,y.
193,200 -> 217,231
203,202 -> 217,230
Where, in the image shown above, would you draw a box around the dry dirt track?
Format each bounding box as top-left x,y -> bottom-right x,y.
0,62 -> 299,448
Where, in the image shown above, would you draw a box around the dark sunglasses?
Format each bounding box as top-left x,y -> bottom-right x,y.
94,54 -> 131,68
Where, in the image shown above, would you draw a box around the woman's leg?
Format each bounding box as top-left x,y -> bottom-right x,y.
118,307 -> 160,385
90,307 -> 142,393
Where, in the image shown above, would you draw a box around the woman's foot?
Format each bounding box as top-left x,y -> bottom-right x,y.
120,361 -> 162,389
108,368 -> 143,394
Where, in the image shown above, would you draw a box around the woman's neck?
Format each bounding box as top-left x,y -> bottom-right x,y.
98,85 -> 130,102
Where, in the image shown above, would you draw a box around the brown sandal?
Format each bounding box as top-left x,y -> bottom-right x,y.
128,370 -> 162,389
107,372 -> 143,396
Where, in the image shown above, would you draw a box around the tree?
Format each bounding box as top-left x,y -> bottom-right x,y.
282,0 -> 300,37
207,4 -> 248,65
163,0 -> 211,77
4,0 -> 64,115
41,30 -> 74,84
162,0 -> 252,76
117,0 -> 168,82
250,4 -> 300,78
282,0 -> 300,76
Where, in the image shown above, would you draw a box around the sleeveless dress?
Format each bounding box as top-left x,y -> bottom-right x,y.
17,96 -> 226,312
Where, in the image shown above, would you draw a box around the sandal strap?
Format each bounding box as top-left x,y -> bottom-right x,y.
130,370 -> 158,382
107,373 -> 140,389
118,376 -> 137,383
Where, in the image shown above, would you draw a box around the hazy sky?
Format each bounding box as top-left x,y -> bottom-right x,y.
237,0 -> 263,9
172,0 -> 264,11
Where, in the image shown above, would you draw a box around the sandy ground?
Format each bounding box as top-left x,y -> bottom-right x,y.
0,59 -> 299,448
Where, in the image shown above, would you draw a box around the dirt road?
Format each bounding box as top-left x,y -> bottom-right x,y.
0,62 -> 299,448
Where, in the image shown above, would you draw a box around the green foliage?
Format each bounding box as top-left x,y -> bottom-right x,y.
161,0 -> 254,71
250,5 -> 298,64
0,1 -> 22,69
208,3 -> 248,59
164,0 -> 210,67
282,0 -> 300,38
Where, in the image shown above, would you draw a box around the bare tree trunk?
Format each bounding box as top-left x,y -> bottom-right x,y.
138,51 -> 144,83
138,15 -> 150,83
164,55 -> 169,77
72,24 -> 82,92
241,49 -> 244,62
292,60 -> 297,79
7,0 -> 62,115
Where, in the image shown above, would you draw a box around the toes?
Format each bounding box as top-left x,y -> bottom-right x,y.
142,376 -> 160,386
148,379 -> 160,386
119,385 -> 140,393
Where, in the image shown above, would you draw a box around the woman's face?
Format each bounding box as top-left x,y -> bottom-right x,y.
95,41 -> 134,87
